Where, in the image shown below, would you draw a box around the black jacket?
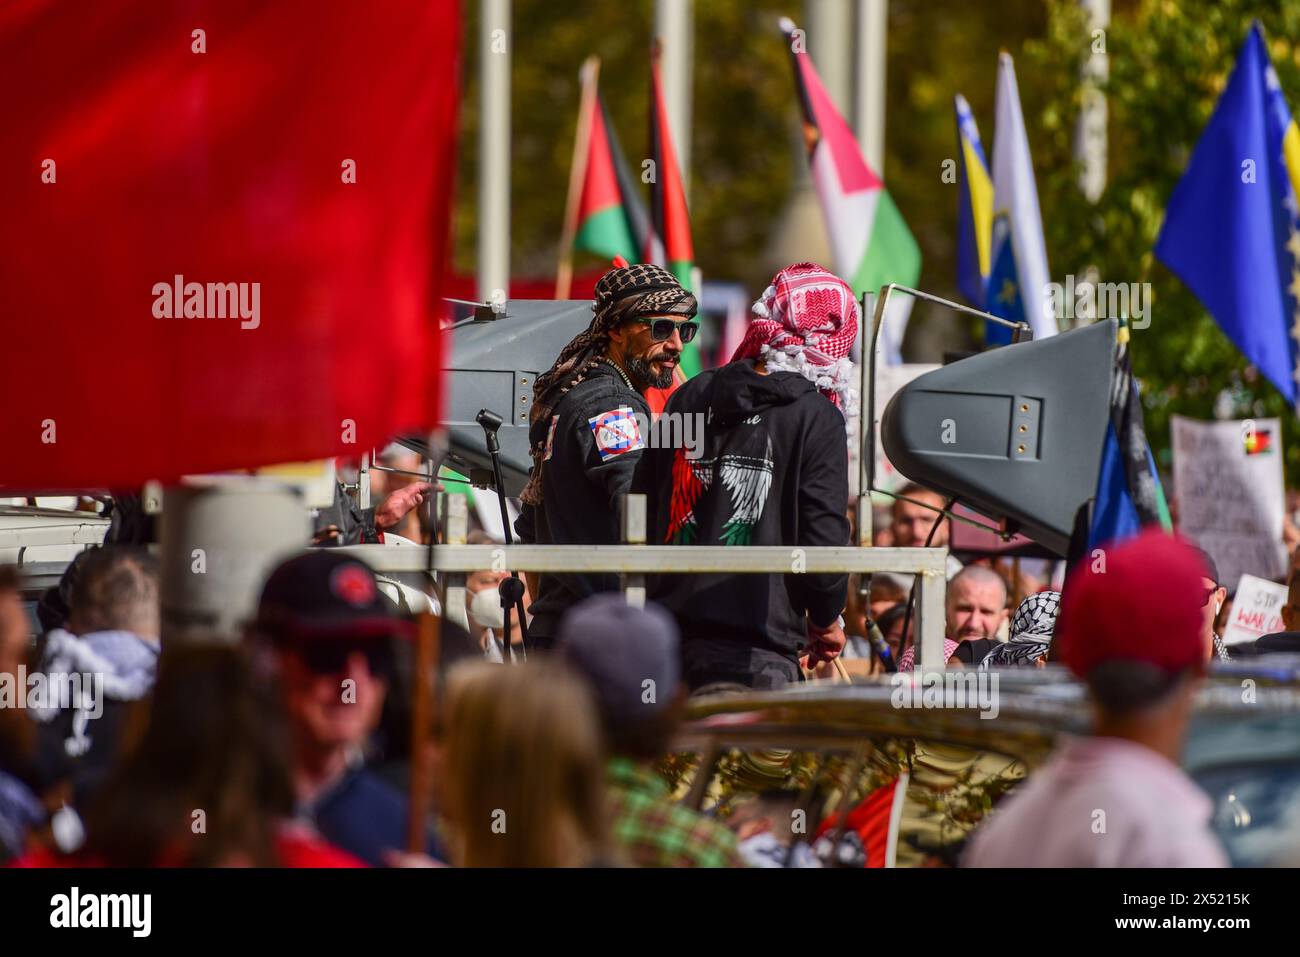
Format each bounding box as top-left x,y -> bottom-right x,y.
313,481 -> 381,545
634,359 -> 850,658
515,362 -> 650,637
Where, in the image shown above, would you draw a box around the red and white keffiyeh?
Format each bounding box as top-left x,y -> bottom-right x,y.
730,262 -> 859,414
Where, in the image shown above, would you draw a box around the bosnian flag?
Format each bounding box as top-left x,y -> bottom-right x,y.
954,94 -> 994,307
1155,22 -> 1300,408
985,52 -> 1056,344
780,16 -> 920,365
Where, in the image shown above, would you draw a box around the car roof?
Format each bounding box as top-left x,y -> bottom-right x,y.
675,664 -> 1300,763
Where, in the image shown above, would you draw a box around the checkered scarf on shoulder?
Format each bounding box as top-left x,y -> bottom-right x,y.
521,263 -> 696,505
731,262 -> 859,415
978,590 -> 1061,670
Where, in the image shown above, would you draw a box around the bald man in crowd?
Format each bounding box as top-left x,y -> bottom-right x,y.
897,565 -> 1009,671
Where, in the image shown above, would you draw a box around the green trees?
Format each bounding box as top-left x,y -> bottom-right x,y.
1023,0 -> 1300,482
453,0 -> 1300,481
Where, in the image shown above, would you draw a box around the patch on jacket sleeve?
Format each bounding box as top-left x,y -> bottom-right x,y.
543,415 -> 559,461
587,406 -> 646,461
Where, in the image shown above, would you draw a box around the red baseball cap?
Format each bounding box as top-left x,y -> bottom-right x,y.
1056,529 -> 1212,678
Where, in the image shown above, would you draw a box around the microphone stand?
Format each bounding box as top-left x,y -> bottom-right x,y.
475,409 -> 530,661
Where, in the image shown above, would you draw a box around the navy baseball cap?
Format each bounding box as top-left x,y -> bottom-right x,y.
556,594 -> 680,725
255,550 -> 412,642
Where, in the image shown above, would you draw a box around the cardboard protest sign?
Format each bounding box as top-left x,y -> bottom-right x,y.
859,363 -> 940,498
1171,415 -> 1286,590
1221,573 -> 1288,646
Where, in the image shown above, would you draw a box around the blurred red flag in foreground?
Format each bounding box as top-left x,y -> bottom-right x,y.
0,0 -> 459,490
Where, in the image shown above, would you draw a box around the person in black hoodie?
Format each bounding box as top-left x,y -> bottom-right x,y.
515,262 -> 699,648
635,262 -> 854,689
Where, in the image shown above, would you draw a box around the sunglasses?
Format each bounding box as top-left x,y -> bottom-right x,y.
293,639 -> 394,680
634,316 -> 699,344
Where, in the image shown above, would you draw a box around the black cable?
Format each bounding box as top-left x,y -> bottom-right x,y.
898,497 -> 954,668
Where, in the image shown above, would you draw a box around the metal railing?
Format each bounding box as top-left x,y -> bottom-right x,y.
336,491 -> 952,671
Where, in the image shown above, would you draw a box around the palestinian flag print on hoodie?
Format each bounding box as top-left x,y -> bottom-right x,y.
665,436 -> 774,547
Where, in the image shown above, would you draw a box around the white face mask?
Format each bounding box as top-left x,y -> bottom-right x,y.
468,586 -> 505,631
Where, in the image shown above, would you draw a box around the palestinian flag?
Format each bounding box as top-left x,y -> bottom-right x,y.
1086,346 -> 1173,552
1244,427 -> 1273,455
780,17 -> 920,363
647,42 -> 700,379
572,76 -> 652,264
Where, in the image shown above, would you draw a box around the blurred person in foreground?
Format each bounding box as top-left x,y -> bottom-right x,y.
557,595 -> 747,868
896,565 -> 1008,671
0,566 -> 43,863
963,530 -> 1228,867
13,645 -> 360,867
30,546 -> 161,803
437,658 -> 611,867
977,591 -> 1060,670
514,263 -> 698,649
249,551 -> 442,866
635,263 -> 852,689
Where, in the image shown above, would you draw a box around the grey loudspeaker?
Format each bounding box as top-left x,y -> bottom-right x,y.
440,300 -> 595,496
880,319 -> 1118,556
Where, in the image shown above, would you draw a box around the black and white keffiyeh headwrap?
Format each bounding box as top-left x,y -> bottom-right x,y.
520,263 -> 696,505
978,590 -> 1061,670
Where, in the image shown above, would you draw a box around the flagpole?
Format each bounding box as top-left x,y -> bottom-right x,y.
556,57 -> 600,300
478,0 -> 511,304
654,0 -> 693,199
854,0 -> 887,177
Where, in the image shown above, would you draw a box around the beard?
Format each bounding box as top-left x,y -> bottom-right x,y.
626,354 -> 675,390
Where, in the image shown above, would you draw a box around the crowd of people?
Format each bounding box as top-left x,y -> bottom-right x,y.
0,546 -> 759,867
2,259 -> 1298,868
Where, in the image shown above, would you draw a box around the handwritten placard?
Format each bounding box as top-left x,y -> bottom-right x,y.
1222,573 -> 1288,646
867,363 -> 940,496
1171,416 -> 1285,590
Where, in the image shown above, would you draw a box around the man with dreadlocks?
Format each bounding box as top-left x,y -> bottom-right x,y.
634,262 -> 852,690
515,262 -> 698,650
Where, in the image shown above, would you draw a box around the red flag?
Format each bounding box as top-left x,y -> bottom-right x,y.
646,44 -> 695,272
645,41 -> 699,387
814,774 -> 908,867
0,0 -> 459,490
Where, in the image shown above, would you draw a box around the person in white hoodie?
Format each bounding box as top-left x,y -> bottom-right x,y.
32,546 -> 161,806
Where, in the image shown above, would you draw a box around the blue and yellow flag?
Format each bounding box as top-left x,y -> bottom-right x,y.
954,94 -> 993,307
1087,350 -> 1173,552
1155,21 -> 1300,407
